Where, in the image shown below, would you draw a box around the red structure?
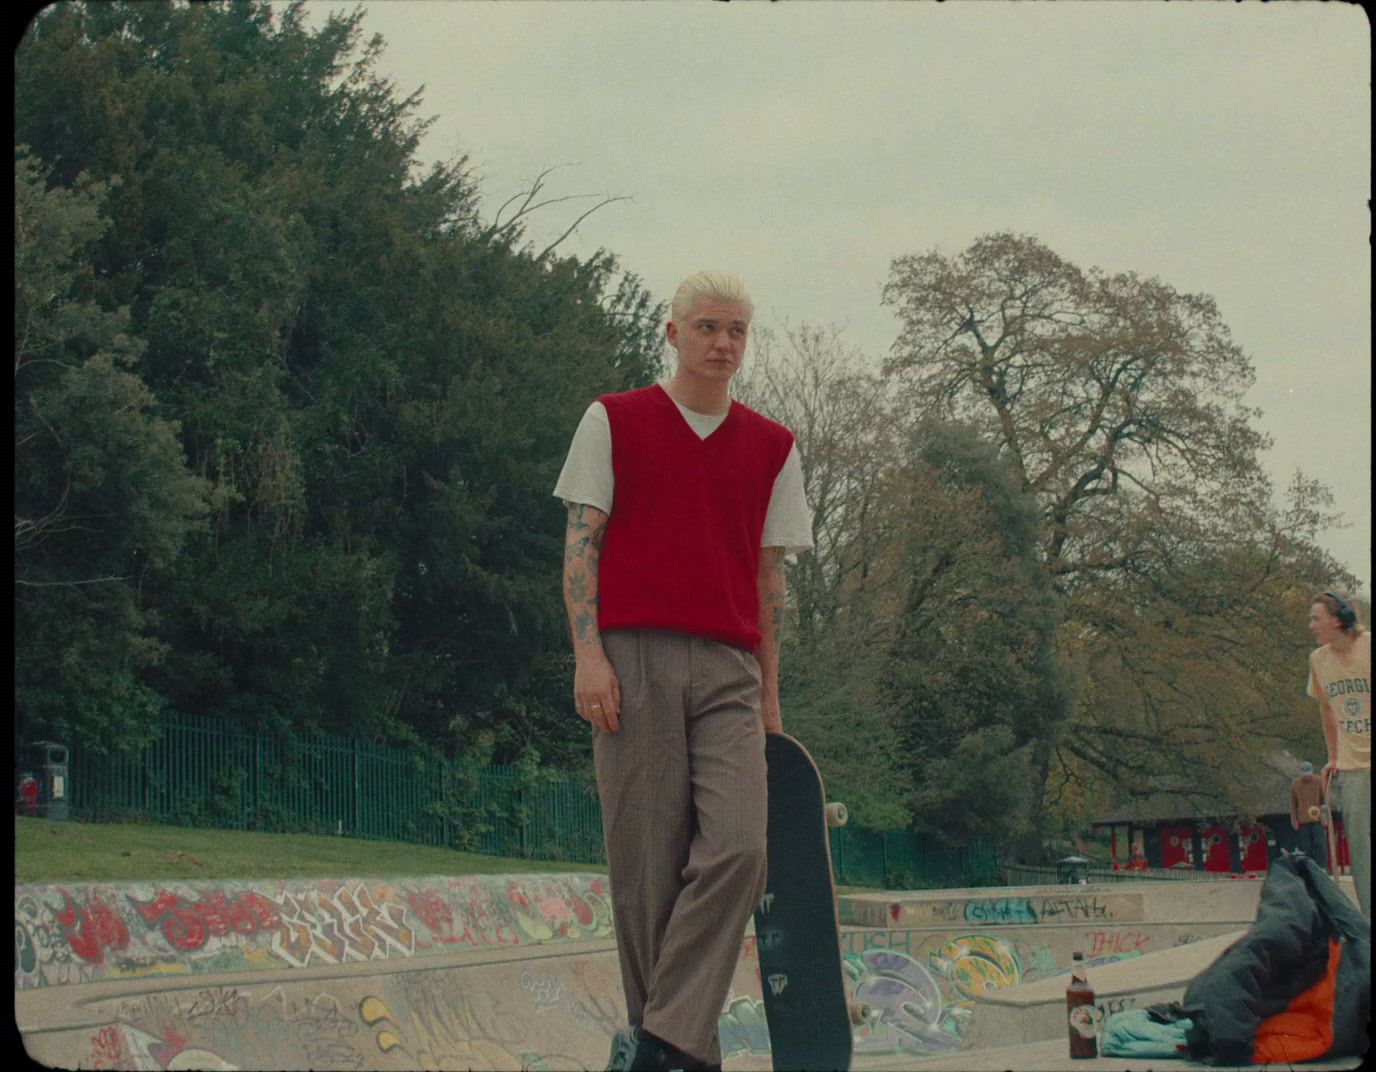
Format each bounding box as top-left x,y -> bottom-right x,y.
1092,752 -> 1350,876
1160,825 -> 1193,868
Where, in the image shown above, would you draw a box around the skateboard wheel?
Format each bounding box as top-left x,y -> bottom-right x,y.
826,802 -> 848,828
848,1001 -> 871,1026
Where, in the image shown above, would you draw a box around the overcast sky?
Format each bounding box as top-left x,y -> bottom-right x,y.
298,0 -> 1370,595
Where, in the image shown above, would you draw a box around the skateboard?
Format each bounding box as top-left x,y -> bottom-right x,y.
753,732 -> 862,1071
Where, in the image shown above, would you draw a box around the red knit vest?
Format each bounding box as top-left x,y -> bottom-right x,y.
598,384 -> 794,651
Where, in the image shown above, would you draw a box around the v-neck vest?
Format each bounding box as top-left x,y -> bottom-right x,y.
597,384 -> 794,650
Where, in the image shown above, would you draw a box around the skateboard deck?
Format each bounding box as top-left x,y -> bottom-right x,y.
753,732 -> 854,1071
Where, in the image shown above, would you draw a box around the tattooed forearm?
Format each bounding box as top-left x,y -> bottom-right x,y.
563,503 -> 609,653
760,548 -> 787,624
757,547 -> 787,659
756,547 -> 787,729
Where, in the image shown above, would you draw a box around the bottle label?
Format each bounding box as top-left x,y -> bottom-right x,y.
1069,1004 -> 1098,1039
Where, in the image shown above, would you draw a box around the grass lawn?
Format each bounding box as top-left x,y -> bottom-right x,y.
15,818 -> 879,891
14,816 -> 607,884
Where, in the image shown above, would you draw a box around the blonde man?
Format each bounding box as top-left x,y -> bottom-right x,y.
1307,590 -> 1371,917
556,271 -> 811,1070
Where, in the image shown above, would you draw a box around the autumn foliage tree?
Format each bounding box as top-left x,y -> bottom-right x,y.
883,233 -> 1352,824
733,326 -> 911,826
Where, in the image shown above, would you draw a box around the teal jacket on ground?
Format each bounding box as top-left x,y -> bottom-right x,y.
1100,1009 -> 1192,1058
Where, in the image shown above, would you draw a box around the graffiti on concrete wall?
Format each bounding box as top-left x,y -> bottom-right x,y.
722,929 -> 1029,1060
269,885 -> 417,967
15,874 -> 614,990
720,926 -> 1158,1061
131,890 -> 282,953
907,891 -> 1145,926
1084,927 -> 1152,958
61,951 -> 631,1072
356,956 -> 627,1070
88,1022 -> 241,1071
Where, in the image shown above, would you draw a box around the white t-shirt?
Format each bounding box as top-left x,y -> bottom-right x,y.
554,397 -> 813,555
1308,631 -> 1372,772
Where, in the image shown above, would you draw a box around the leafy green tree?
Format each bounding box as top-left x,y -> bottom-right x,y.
16,2 -> 663,767
15,146 -> 209,754
880,422 -> 1073,852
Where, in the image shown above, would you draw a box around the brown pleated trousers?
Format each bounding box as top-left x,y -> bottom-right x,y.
595,629 -> 769,1065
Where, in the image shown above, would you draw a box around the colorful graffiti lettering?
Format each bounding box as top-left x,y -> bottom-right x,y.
1086,928 -> 1151,958
505,878 -> 613,942
87,1023 -> 238,1072
850,948 -> 961,1055
718,995 -> 772,1058
929,934 -> 1021,1000
19,875 -> 617,991
1039,894 -> 1111,921
16,893 -> 84,987
842,929 -> 914,956
359,986 -> 524,1068
132,890 -> 281,952
963,898 -> 1038,925
90,1025 -> 128,1069
270,885 -> 414,967
55,894 -> 130,964
405,888 -> 458,944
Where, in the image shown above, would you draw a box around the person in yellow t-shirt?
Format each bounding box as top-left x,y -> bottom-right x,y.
1307,590 -> 1371,917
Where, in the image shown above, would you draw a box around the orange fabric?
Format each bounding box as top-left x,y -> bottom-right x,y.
1252,939 -> 1341,1064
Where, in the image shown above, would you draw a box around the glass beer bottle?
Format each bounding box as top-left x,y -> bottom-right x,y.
1066,950 -> 1097,1059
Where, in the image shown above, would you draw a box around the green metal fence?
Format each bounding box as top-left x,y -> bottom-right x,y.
1001,862 -> 1256,885
830,823 -> 1001,890
62,712 -> 997,887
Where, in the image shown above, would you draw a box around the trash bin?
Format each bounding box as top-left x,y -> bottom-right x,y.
15,741 -> 69,820
1057,855 -> 1090,885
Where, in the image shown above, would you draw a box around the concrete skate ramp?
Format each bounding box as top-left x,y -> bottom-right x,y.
18,938 -> 633,1070
15,873 -> 640,1070
834,879 -> 1277,1060
15,873 -> 1357,1069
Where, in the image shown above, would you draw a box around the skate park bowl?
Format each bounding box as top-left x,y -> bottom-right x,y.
14,872 -> 1362,1069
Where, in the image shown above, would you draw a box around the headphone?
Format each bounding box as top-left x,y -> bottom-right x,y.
1323,591 -> 1358,630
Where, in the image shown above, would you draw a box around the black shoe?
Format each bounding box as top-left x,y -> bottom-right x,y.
628,1029 -> 710,1072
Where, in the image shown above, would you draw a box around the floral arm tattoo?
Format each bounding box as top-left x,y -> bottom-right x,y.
563,502 -> 608,652
757,546 -> 787,696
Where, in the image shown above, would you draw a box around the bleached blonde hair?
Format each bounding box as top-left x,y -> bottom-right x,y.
670,271 -> 754,324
